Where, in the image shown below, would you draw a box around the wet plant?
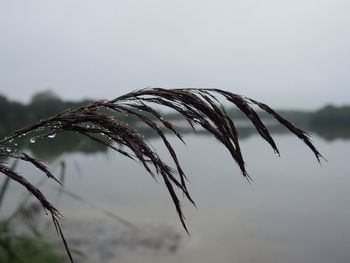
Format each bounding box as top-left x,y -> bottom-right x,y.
0,88 -> 323,262
0,160 -> 66,262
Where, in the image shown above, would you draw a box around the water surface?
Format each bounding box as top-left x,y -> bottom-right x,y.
4,133 -> 350,263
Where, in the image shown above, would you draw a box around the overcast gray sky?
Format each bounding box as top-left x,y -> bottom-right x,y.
0,0 -> 349,109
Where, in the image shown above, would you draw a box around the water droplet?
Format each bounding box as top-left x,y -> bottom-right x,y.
30,138 -> 36,143
47,133 -> 56,139
139,109 -> 143,112
14,143 -> 18,146
274,151 -> 280,157
306,134 -> 313,140
6,148 -> 12,153
9,139 -> 13,143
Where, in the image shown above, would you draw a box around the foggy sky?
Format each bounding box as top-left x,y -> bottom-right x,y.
0,0 -> 349,109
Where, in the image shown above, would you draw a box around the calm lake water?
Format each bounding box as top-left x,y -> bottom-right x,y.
4,132 -> 350,263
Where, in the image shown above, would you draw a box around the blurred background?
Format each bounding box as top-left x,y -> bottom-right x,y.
0,1 -> 349,262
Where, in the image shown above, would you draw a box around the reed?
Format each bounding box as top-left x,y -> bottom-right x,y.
0,88 -> 323,262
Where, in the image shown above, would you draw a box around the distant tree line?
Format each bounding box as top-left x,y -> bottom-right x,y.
0,91 -> 91,136
227,104 -> 349,129
310,105 -> 350,128
1,90 -> 349,139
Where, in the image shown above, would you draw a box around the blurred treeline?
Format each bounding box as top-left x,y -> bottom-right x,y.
0,91 -> 108,160
310,105 -> 350,128
228,105 -> 350,141
1,90 -> 350,148
0,91 -> 91,136
227,106 -> 350,129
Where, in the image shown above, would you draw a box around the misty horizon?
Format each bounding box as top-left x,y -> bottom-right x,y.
1,1 -> 349,110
